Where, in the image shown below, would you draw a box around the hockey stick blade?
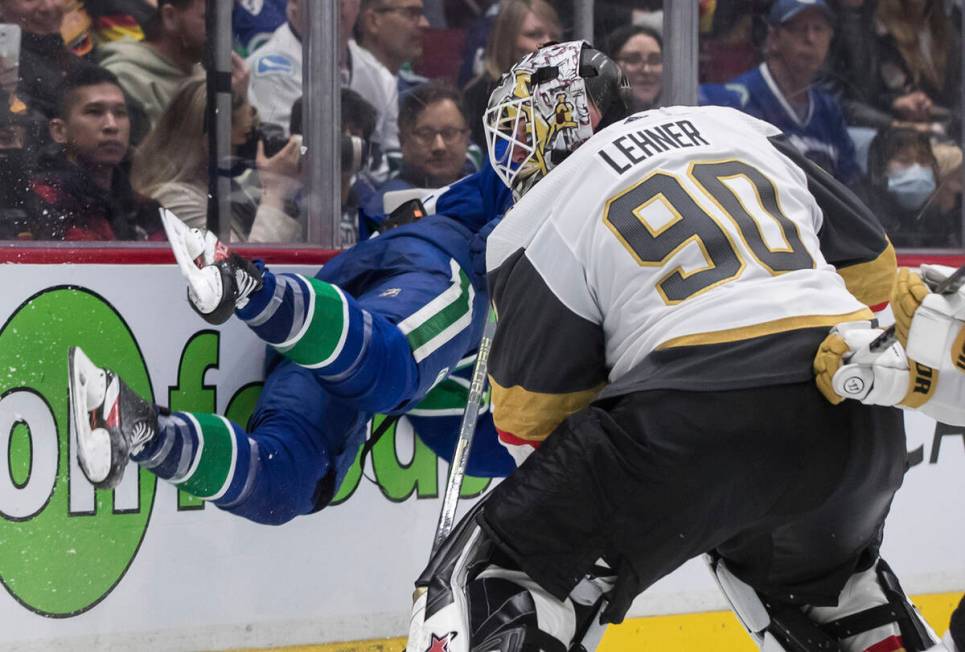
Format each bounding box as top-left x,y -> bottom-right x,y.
930,263 -> 965,295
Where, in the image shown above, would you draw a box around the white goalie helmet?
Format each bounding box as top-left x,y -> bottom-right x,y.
483,40 -> 632,198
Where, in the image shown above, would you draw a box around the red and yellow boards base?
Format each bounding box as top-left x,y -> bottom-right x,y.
227,591 -> 962,652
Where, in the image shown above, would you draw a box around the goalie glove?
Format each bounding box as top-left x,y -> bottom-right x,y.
160,208 -> 263,325
814,321 -> 965,426
901,264 -> 965,373
814,321 -> 909,406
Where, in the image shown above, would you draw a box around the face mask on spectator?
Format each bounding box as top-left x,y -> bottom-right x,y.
886,163 -> 936,210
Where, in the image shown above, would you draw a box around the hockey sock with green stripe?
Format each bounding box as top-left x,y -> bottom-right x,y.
235,271 -> 367,375
132,412 -> 256,506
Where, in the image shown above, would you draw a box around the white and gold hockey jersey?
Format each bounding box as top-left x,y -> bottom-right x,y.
486,105 -> 896,446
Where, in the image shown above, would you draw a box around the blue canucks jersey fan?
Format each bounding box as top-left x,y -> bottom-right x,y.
67,161 -> 515,526
234,0 -> 287,56
699,0 -> 862,186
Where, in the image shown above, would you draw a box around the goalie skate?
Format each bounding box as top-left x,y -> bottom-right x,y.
159,208 -> 263,325
68,347 -> 158,489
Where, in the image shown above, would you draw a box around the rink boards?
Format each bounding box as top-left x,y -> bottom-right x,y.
0,259 -> 961,651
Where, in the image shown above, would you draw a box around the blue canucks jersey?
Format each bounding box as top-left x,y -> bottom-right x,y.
700,64 -> 861,185
138,162 -> 514,527
228,162 -> 515,525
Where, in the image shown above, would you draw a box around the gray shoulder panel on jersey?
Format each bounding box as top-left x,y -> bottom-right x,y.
488,248 -> 607,395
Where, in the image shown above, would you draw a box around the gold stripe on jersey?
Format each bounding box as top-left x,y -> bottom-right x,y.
490,379 -> 605,443
836,241 -> 897,307
656,308 -> 874,350
899,360 -> 938,409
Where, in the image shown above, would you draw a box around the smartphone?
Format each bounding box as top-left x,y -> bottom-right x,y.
0,24 -> 22,97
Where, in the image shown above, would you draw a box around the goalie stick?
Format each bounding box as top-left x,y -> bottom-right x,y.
431,310 -> 497,555
410,311 -> 496,609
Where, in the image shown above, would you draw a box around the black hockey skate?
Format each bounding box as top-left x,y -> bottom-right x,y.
159,208 -> 263,325
68,347 -> 159,489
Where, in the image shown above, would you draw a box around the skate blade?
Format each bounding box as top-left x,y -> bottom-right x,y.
160,208 -> 211,265
67,347 -> 112,486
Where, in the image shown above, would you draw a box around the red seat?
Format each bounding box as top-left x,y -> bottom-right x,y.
415,28 -> 467,84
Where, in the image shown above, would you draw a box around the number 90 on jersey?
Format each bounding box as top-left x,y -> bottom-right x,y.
603,159 -> 814,304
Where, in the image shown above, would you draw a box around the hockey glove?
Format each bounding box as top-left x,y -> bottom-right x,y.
816,317 -> 965,426
892,267 -> 929,347
814,321 -> 909,406
902,264 -> 965,372
160,208 -> 263,325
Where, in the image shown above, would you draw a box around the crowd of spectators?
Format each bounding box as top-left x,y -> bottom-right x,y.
0,0 -> 960,248
698,0 -> 962,247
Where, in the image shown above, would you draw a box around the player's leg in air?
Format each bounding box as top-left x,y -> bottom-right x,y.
69,346 -> 362,524
159,208 -> 445,414
68,211 -> 492,523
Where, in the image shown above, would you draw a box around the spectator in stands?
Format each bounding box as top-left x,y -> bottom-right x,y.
29,65 -> 160,241
364,81 -> 472,216
98,0 -> 207,129
247,0 -> 395,181
132,78 -> 303,242
234,0 -> 287,56
867,127 -> 957,247
0,0 -> 88,119
354,0 -> 429,159
699,0 -> 861,186
874,0 -> 963,203
289,90 -> 381,244
822,0 -> 892,131
354,0 -> 428,97
247,0 -> 342,135
823,0 -> 960,137
606,25 -> 663,112
553,0 -> 664,40
874,0 -> 961,138
0,91 -> 40,239
84,0 -> 157,43
356,0 -> 428,80
462,0 -> 560,150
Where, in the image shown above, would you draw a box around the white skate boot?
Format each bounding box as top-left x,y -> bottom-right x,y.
160,208 -> 263,325
68,347 -> 159,489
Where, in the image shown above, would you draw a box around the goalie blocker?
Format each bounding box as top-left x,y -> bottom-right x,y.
815,264 -> 965,426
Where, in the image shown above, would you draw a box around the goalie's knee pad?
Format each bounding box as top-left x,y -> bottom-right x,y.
406,501 -> 608,652
806,558 -> 944,652
710,556 -> 946,652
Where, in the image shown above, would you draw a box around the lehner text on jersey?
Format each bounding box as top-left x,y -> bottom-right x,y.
598,119 -> 711,175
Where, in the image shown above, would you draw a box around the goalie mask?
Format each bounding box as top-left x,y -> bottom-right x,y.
484,40 -> 631,199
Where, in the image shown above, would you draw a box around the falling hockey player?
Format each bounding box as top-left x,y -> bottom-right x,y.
67,160 -> 516,526
406,40 -> 951,651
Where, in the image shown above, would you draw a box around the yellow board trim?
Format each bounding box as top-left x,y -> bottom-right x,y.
224,591 -> 963,651
657,307 -> 873,350
837,241 -> 898,308
490,379 -> 604,443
